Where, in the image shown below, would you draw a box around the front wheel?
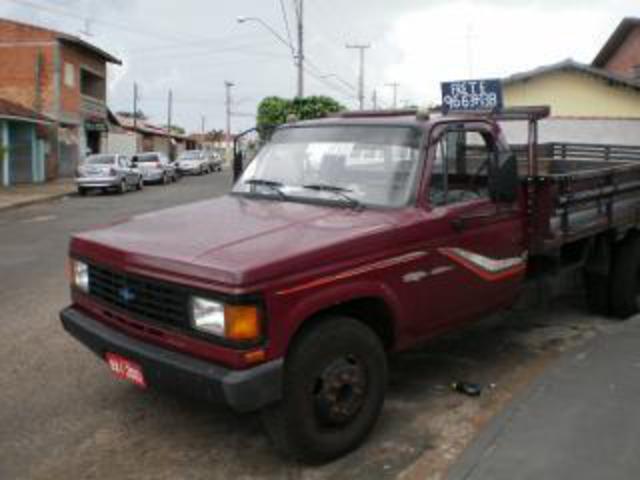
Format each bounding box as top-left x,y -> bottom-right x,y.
261,317 -> 387,464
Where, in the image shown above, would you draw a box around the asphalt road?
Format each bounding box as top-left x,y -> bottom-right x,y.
0,172 -> 618,480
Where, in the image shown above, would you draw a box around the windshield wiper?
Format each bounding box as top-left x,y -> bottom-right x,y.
302,183 -> 362,210
244,178 -> 287,200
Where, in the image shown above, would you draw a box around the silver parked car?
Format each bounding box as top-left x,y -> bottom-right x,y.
176,150 -> 211,175
76,154 -> 143,196
207,150 -> 224,172
132,152 -> 179,185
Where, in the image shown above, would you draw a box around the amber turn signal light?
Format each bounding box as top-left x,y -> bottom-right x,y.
224,305 -> 261,341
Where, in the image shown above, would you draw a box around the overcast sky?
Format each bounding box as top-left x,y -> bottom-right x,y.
0,0 -> 637,133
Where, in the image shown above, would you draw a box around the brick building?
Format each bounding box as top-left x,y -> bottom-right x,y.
0,18 -> 121,179
593,17 -> 640,80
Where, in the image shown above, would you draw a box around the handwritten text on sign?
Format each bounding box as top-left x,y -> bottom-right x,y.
441,79 -> 503,113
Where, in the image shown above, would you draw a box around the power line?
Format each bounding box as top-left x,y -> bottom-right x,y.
5,0 -> 192,43
304,59 -> 356,91
279,0 -> 294,51
303,66 -> 358,101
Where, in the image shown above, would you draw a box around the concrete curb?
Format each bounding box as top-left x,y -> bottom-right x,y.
0,190 -> 73,213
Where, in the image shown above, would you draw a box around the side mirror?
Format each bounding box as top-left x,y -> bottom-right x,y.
489,152 -> 519,203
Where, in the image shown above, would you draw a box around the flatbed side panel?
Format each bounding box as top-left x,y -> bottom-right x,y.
524,157 -> 640,254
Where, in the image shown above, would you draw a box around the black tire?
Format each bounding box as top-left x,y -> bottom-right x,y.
119,179 -> 127,194
77,187 -> 87,196
610,233 -> 640,319
163,173 -> 169,185
261,316 -> 387,464
136,176 -> 144,191
584,271 -> 610,315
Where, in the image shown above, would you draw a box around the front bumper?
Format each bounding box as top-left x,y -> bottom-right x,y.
75,177 -> 119,188
60,307 -> 283,413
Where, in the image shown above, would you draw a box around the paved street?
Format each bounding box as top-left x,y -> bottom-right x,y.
0,172 -> 625,479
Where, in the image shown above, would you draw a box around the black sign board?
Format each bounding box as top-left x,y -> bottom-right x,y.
441,79 -> 503,114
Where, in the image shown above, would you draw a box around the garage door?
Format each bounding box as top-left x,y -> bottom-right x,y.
8,123 -> 33,184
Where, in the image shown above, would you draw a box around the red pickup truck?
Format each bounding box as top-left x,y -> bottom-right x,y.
61,106 -> 640,463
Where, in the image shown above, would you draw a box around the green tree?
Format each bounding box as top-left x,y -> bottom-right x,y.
256,95 -> 345,139
163,125 -> 186,135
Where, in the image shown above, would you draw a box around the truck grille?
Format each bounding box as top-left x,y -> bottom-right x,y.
88,264 -> 190,328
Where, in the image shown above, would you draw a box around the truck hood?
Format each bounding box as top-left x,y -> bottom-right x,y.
72,195 -> 403,287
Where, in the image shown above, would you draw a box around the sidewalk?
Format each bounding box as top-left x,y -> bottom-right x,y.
0,179 -> 75,212
447,316 -> 640,480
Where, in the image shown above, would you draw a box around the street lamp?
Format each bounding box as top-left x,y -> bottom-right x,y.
236,6 -> 304,97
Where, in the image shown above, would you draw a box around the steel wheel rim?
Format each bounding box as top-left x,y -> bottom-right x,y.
312,354 -> 368,426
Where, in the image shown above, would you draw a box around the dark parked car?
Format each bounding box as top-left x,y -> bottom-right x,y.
75,154 -> 143,196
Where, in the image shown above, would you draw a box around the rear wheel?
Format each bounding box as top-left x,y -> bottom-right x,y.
261,316 -> 387,464
118,179 -> 127,194
610,233 -> 640,319
584,271 -> 610,315
77,187 -> 87,196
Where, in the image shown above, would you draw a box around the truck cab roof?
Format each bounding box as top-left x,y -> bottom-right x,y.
283,106 -> 550,132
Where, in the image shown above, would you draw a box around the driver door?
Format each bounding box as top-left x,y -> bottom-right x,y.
417,122 -> 525,332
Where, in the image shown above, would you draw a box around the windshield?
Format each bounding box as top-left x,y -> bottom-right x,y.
233,126 -> 422,208
133,154 -> 159,163
85,154 -> 116,165
179,151 -> 203,160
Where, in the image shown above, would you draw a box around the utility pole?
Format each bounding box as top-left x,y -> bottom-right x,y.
133,82 -> 139,131
201,115 -> 206,136
224,81 -> 234,146
372,88 -> 378,110
166,89 -> 173,160
346,43 -> 371,110
386,82 -> 400,108
295,0 -> 304,97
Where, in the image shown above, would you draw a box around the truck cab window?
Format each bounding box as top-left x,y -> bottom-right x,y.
429,129 -> 496,206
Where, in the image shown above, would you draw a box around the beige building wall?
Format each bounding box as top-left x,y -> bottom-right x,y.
504,70 -> 640,118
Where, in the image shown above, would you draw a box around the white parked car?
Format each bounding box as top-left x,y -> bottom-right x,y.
131,152 -> 178,185
176,150 -> 211,175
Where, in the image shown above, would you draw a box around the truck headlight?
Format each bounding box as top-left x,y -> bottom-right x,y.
191,296 -> 261,341
70,259 -> 89,293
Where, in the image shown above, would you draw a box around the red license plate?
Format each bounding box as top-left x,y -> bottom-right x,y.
106,352 -> 146,388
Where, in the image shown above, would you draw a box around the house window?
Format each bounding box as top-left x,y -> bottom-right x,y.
64,63 -> 75,88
